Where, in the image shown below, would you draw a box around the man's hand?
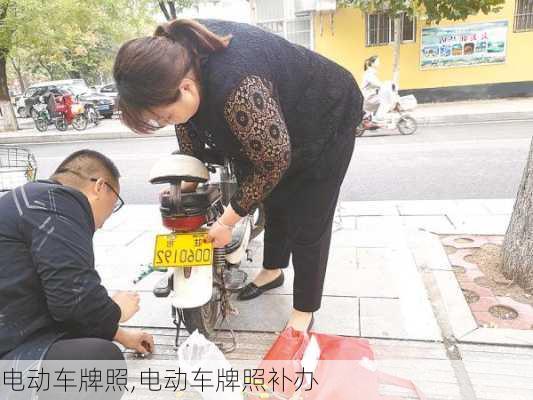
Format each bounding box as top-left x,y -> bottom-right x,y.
114,328 -> 154,355
112,291 -> 140,322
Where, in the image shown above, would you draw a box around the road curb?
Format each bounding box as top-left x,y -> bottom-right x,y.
417,111 -> 533,125
2,111 -> 533,144
0,129 -> 174,145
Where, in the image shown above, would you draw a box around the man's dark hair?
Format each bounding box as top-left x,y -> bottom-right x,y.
51,150 -> 121,186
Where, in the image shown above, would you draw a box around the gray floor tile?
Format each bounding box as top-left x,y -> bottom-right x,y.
93,229 -> 147,247
483,199 -> 515,215
121,291 -> 175,328
230,294 -> 359,336
323,264 -> 399,297
397,200 -> 457,216
360,297 -> 441,341
227,293 -> 292,332
312,296 -> 359,336
360,298 -> 409,339
337,201 -> 400,216
357,247 -> 390,270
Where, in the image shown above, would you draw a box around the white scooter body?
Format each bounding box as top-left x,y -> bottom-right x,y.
149,154 -> 252,309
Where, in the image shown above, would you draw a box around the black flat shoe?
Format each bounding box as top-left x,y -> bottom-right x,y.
237,271 -> 284,301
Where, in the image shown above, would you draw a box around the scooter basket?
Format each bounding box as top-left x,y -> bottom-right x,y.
0,146 -> 37,191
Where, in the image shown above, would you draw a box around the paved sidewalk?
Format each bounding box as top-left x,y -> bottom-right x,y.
412,97 -> 533,125
0,118 -> 174,144
1,97 -> 533,144
95,198 -> 533,399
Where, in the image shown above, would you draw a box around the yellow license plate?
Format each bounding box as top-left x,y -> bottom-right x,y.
153,231 -> 213,268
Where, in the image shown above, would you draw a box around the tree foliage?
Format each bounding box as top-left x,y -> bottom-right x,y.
0,0 -> 157,130
339,0 -> 505,85
158,0 -> 194,20
338,0 -> 505,22
1,0 -> 156,87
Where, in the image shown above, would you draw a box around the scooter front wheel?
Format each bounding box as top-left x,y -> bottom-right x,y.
72,115 -> 88,131
35,118 -> 48,132
55,116 -> 68,132
397,115 -> 417,135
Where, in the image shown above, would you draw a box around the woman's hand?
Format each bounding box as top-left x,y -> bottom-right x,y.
207,220 -> 233,248
207,204 -> 242,248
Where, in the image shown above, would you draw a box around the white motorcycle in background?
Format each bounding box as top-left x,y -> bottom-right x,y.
357,81 -> 418,136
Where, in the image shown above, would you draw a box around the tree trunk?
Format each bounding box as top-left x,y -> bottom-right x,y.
0,54 -> 18,132
69,70 -> 82,79
502,138 -> 533,290
392,16 -> 401,87
168,1 -> 177,19
159,1 -> 171,20
9,56 -> 25,92
38,59 -> 54,80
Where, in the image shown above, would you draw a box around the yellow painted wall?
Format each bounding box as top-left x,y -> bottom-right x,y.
313,1 -> 533,90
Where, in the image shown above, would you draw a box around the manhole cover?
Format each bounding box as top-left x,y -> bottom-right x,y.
462,289 -> 480,304
444,245 -> 457,255
454,237 -> 474,244
489,305 -> 518,320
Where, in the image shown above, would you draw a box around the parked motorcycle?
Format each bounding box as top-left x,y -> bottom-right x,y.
68,101 -> 99,130
53,94 -> 89,131
357,87 -> 418,137
85,103 -> 100,127
148,154 -> 265,352
32,100 -> 51,132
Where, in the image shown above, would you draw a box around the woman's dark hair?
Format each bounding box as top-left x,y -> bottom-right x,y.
364,55 -> 379,71
113,19 -> 232,134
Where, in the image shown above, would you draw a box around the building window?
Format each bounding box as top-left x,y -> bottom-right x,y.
258,20 -> 285,35
515,0 -> 533,32
258,16 -> 313,49
254,0 -> 313,49
366,12 -> 416,46
287,18 -> 313,48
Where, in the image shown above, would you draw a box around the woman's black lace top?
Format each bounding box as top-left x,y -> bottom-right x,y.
176,19 -> 363,217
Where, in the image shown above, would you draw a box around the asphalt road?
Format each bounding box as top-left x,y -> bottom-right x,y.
12,119 -> 533,204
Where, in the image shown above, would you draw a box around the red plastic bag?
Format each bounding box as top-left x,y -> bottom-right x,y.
249,328 -> 427,400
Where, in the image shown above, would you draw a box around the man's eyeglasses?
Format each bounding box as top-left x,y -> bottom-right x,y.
89,178 -> 124,213
55,168 -> 124,213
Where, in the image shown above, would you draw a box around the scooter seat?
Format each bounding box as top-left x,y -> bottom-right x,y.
181,185 -> 221,210
149,153 -> 209,184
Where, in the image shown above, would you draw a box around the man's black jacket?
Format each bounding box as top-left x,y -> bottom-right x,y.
0,180 -> 121,360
